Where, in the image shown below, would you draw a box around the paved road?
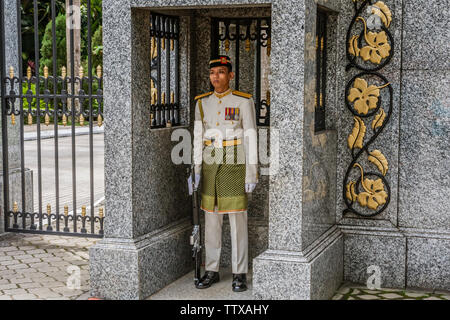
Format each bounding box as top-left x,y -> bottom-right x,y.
24,133 -> 105,216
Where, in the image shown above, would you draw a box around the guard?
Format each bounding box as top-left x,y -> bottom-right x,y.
188,55 -> 258,292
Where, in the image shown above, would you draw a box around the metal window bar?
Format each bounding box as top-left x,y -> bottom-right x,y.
314,9 -> 327,132
174,18 -> 180,124
150,12 -> 180,128
212,17 -> 271,126
1,0 -> 104,238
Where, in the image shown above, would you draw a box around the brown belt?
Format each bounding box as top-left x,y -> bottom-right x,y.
204,138 -> 242,147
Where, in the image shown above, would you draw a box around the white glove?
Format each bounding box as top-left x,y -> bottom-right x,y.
245,183 -> 256,193
188,174 -> 201,195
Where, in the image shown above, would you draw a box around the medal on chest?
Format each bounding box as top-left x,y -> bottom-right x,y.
225,107 -> 240,121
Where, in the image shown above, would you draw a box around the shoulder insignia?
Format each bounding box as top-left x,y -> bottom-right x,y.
194,92 -> 213,100
232,90 -> 252,99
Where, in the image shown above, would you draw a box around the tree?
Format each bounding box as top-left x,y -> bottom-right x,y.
20,0 -> 66,74
90,25 -> 102,74
65,0 -> 81,113
39,13 -> 68,76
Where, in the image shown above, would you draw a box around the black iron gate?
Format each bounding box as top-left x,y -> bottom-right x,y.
0,0 -> 104,238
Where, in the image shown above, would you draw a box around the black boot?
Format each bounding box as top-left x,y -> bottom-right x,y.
232,273 -> 247,292
195,271 -> 220,289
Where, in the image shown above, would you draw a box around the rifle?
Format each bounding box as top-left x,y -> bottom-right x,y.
189,165 -> 202,285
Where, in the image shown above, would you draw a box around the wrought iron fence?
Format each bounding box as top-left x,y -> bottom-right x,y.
0,0 -> 104,237
211,17 -> 271,126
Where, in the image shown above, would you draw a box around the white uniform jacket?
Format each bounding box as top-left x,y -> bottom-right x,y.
193,89 -> 259,184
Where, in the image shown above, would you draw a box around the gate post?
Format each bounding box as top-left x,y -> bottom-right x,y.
0,0 -> 33,235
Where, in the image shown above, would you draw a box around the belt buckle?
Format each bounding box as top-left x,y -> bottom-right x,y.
210,137 -> 222,148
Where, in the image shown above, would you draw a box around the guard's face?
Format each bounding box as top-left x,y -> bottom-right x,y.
209,66 -> 234,91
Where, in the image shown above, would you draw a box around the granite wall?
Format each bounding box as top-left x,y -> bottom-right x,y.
336,0 -> 449,291
253,0 -> 343,299
91,0 -> 449,299
398,0 -> 449,290
335,0 -> 405,289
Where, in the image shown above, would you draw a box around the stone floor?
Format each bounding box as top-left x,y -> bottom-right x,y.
0,231 -> 449,300
148,267 -> 254,300
331,283 -> 450,300
0,232 -> 98,300
148,269 -> 450,300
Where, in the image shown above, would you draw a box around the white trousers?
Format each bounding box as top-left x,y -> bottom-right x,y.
204,211 -> 248,274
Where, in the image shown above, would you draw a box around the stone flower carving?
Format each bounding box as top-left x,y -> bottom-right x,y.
348,78 -> 390,115
346,163 -> 388,211
357,177 -> 388,210
359,30 -> 391,64
348,78 -> 381,115
348,17 -> 391,65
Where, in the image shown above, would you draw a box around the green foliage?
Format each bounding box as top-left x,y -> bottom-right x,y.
19,1 -> 103,122
91,25 -> 103,74
80,0 -> 103,51
22,1 -> 103,78
39,14 -> 68,76
20,0 -> 66,73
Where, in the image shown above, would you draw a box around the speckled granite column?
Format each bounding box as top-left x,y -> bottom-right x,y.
0,0 -> 33,234
89,3 -> 192,299
334,0 -> 408,289
398,0 -> 450,291
253,0 -> 343,300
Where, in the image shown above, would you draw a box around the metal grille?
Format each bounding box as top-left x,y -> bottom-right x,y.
150,12 -> 181,128
315,9 -> 327,132
0,0 -> 104,237
211,17 -> 271,126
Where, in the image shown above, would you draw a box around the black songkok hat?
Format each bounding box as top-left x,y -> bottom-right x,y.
209,55 -> 232,71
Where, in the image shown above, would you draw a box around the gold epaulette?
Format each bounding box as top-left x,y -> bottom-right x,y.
194,92 -> 213,100
232,90 -> 252,99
